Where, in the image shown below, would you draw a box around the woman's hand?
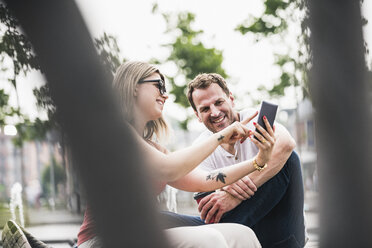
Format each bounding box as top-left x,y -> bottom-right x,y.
218,111 -> 258,144
250,116 -> 276,166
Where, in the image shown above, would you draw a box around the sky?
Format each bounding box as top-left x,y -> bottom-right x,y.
74,0 -> 302,124
3,0 -> 372,128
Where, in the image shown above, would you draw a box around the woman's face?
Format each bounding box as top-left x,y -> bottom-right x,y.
135,72 -> 168,121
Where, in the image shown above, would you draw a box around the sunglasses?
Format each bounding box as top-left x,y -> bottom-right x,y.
138,79 -> 167,95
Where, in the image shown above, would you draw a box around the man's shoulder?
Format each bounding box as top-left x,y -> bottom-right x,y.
239,108 -> 257,120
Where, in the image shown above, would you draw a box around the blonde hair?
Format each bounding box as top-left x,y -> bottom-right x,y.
113,61 -> 169,142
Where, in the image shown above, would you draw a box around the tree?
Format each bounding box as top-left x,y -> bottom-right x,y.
28,32 -> 126,143
236,0 -> 371,100
236,0 -> 310,100
308,1 -> 372,245
1,3 -> 126,212
0,3 -> 40,122
0,3 -> 42,191
153,5 -> 227,130
1,1 -> 125,141
41,157 -> 65,197
94,32 -> 125,78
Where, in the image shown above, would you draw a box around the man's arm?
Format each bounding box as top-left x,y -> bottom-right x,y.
223,123 -> 295,199
198,125 -> 295,223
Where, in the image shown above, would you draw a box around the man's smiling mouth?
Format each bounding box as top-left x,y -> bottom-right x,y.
212,115 -> 224,123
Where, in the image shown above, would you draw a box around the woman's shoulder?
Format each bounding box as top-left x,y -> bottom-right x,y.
146,140 -> 169,154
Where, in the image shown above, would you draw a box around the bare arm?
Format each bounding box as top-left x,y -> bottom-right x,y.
221,123 -> 295,200
169,116 -> 276,192
169,158 -> 256,192
136,113 -> 257,182
196,123 -> 295,223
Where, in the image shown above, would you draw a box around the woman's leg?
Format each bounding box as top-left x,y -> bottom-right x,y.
207,223 -> 261,248
164,224 -> 260,248
164,226 -> 229,248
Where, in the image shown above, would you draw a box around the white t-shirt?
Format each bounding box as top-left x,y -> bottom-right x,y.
194,108 -> 259,171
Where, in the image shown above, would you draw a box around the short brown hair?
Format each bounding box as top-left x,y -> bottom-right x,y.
187,73 -> 230,111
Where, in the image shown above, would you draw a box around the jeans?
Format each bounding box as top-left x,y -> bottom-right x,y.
221,151 -> 305,248
160,152 -> 305,248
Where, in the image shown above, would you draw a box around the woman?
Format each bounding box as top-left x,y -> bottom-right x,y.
77,61 -> 275,248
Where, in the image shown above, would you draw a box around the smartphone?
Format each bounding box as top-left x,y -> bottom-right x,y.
193,191 -> 215,202
255,101 -> 278,138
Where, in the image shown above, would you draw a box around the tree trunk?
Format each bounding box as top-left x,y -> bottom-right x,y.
4,1 -> 170,247
308,0 -> 372,247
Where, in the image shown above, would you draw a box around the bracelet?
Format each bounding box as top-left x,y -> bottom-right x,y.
253,158 -> 267,171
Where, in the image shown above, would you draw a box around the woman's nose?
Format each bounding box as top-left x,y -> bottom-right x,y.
162,93 -> 169,100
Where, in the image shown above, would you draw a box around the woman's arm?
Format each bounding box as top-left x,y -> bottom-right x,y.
168,159 -> 257,192
138,119 -> 252,182
169,115 -> 277,191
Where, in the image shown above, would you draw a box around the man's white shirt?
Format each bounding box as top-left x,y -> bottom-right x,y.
194,108 -> 259,171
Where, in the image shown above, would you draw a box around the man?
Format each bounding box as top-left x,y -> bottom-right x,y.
187,73 -> 305,248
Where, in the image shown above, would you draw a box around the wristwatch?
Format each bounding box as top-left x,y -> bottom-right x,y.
253,158 -> 267,171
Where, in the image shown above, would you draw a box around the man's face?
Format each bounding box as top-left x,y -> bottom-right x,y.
192,83 -> 238,133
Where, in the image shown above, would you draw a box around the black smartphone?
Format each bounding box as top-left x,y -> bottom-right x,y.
255,101 -> 278,138
193,191 -> 215,202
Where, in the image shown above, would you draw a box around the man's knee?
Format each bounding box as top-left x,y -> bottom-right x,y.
284,151 -> 302,177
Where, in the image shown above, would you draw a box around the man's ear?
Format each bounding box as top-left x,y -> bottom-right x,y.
194,110 -> 202,122
229,92 -> 235,108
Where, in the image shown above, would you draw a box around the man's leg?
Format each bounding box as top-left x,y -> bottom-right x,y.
221,151 -> 305,248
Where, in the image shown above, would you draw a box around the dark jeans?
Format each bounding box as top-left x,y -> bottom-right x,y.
160,151 -> 305,248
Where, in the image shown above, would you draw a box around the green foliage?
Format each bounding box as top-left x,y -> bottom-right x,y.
165,12 -> 227,109
27,33 -> 125,145
236,0 -> 310,100
0,3 -> 40,129
41,158 -> 66,197
94,32 -> 126,76
0,3 -> 53,147
12,118 -> 53,147
0,4 -> 40,79
0,89 -> 12,126
33,85 -> 56,122
1,1 -> 124,146
154,8 -> 227,129
236,0 -> 291,36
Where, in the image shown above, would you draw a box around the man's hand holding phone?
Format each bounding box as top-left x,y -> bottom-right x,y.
255,101 -> 277,138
